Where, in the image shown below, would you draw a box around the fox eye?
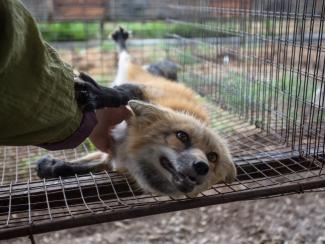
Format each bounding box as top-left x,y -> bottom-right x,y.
176,131 -> 190,144
207,152 -> 218,162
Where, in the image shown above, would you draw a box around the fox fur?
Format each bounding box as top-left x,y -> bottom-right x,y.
37,28 -> 236,197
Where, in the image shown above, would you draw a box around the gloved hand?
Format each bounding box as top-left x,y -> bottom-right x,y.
74,72 -> 145,153
74,72 -> 130,111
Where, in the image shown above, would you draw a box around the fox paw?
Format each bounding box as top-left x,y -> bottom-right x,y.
36,155 -> 74,178
111,27 -> 129,42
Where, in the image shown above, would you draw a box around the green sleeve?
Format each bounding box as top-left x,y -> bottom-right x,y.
0,0 -> 83,145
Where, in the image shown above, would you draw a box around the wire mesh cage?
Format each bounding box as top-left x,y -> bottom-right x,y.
1,0 -> 325,240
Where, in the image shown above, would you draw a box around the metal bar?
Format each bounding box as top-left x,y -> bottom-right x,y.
1,177 -> 325,240
0,152 -> 320,215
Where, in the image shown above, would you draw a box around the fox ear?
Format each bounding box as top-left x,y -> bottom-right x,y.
128,100 -> 165,120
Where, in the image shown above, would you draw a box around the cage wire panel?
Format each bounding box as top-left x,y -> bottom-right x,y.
1,0 -> 325,240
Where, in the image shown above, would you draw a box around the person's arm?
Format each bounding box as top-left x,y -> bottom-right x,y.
0,0 -> 138,151
0,1 -> 133,150
0,0 -> 83,146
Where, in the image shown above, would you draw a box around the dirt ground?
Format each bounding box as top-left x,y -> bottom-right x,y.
4,192 -> 325,244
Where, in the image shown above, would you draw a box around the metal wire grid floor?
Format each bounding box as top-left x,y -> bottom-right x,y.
0,104 -> 324,240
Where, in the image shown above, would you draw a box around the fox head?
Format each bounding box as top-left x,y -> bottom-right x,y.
113,100 -> 236,197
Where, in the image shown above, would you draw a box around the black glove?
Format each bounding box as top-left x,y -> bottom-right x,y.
74,72 -> 143,111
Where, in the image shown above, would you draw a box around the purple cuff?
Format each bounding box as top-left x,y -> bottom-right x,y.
37,111 -> 97,151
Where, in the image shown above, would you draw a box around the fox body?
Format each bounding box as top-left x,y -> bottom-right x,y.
37,28 -> 236,197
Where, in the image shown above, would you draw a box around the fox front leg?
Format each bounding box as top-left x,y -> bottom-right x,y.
36,152 -> 109,178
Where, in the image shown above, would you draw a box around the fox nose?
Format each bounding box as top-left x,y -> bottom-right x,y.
193,161 -> 209,175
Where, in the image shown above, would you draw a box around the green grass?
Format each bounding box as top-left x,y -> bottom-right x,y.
39,22 -> 100,42
105,21 -> 237,39
38,20 -> 287,43
101,41 -> 115,52
84,139 -> 97,152
38,21 -> 237,42
180,59 -> 318,128
178,51 -> 199,65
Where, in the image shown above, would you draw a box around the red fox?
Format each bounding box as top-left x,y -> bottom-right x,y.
37,28 -> 236,197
